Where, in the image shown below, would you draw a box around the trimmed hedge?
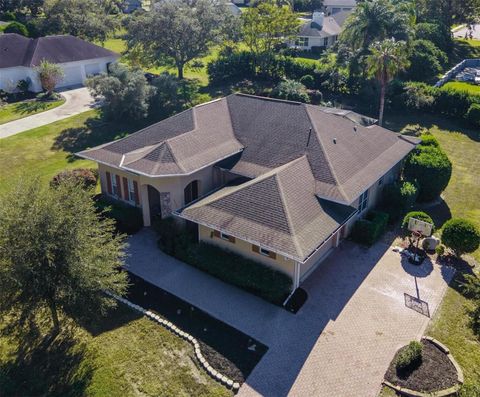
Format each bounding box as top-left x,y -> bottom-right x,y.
51,168 -> 97,190
402,211 -> 434,231
380,181 -> 418,222
351,211 -> 389,246
467,103 -> 480,127
95,196 -> 143,235
154,218 -> 292,304
442,218 -> 480,257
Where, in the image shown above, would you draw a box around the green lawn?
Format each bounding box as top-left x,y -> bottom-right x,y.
0,99 -> 65,125
443,81 -> 480,95
0,305 -> 230,397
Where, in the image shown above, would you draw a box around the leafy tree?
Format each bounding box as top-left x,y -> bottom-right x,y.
414,22 -> 449,52
341,0 -> 414,50
442,218 -> 480,257
4,21 -> 29,36
86,63 -> 156,120
366,38 -> 409,126
37,60 -> 64,97
241,0 -> 299,75
271,79 -> 310,103
0,178 -> 128,336
42,0 -> 118,43
404,145 -> 452,202
126,0 -> 232,79
406,40 -> 447,82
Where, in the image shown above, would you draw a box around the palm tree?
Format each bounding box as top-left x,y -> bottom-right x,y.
366,38 -> 409,126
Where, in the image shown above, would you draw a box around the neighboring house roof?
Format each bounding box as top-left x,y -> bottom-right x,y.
78,93 -> 418,205
178,156 -> 357,262
0,33 -> 119,69
323,0 -> 356,7
298,11 -> 351,38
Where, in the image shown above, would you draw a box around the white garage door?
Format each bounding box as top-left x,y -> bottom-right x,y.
85,63 -> 101,77
58,65 -> 83,88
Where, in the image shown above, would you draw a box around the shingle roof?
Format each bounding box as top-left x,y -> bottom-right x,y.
323,0 -> 357,7
78,93 -> 418,204
178,156 -> 357,262
0,33 -> 118,69
298,15 -> 342,38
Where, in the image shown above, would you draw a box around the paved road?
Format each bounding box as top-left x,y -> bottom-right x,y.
126,229 -> 454,397
0,87 -> 95,139
454,24 -> 480,40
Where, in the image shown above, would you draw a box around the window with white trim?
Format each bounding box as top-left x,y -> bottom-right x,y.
260,247 -> 271,257
323,37 -> 329,47
359,190 -> 369,213
128,179 -> 136,203
111,174 -> 119,197
295,37 -> 309,47
220,232 -> 231,241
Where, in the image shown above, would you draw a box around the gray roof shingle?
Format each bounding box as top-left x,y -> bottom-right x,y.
0,33 -> 118,69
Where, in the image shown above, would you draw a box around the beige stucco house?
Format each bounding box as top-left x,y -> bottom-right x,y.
78,94 -> 417,291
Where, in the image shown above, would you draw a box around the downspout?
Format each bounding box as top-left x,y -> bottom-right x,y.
282,262 -> 300,307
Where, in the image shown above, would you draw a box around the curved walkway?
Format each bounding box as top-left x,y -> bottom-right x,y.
126,229 -> 455,397
0,87 -> 96,139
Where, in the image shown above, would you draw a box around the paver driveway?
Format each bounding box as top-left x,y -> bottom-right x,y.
126,229 -> 455,397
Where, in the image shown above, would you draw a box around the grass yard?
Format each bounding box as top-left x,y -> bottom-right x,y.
0,99 -> 65,125
0,110 -> 157,194
443,81 -> 480,95
384,111 -> 480,393
0,305 -> 231,397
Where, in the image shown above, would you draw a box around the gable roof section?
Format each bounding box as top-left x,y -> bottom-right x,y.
298,15 -> 342,38
0,33 -> 118,69
77,93 -> 418,204
178,156 -> 357,262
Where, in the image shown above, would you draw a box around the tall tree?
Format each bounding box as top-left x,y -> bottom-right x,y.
126,0 -> 233,79
0,179 -> 128,336
366,38 -> 409,126
241,0 -> 299,74
42,0 -> 118,43
341,0 -> 414,50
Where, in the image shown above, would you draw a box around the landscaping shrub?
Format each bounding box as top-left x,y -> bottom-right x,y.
442,218 -> 480,257
153,218 -> 292,304
403,145 -> 452,202
299,74 -> 315,89
2,11 -> 17,21
402,211 -> 434,231
351,211 -> 389,246
95,197 -> 143,235
380,181 -> 418,221
395,341 -> 423,371
271,79 -> 310,103
207,50 -> 255,84
405,40 -> 447,83
435,244 -> 445,257
4,21 -> 29,36
51,168 -> 97,190
419,133 -> 439,147
466,103 -> 480,127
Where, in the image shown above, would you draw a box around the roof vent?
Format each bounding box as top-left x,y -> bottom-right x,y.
333,138 -> 337,144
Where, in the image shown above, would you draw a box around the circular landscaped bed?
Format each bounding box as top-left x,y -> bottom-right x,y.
384,338 -> 460,395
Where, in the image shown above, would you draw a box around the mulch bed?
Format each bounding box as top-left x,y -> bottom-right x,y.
126,272 -> 268,384
384,339 -> 458,393
284,288 -> 308,314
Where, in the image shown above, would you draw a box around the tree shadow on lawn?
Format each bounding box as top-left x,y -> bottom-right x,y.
51,115 -> 157,163
14,100 -> 55,115
413,198 -> 452,231
384,111 -> 480,142
0,326 -> 95,397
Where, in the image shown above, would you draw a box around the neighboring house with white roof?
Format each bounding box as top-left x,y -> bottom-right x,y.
323,0 -> 357,15
291,11 -> 350,51
0,33 -> 119,93
78,93 -> 418,291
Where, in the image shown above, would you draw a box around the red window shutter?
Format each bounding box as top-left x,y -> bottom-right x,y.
115,175 -> 121,197
106,172 -> 112,194
133,181 -> 140,205
122,177 -> 129,201
252,245 -> 259,253
268,251 -> 277,260
213,230 -> 220,238
228,235 -> 236,244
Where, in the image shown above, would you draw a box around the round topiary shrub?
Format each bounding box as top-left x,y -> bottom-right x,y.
395,340 -> 423,371
402,211 -> 434,231
299,74 -> 315,89
442,218 -> 480,257
4,21 -> 29,36
420,133 -> 439,147
404,145 -> 452,202
466,103 -> 480,127
51,169 -> 97,190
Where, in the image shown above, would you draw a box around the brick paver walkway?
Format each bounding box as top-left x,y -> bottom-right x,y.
126,229 -> 454,397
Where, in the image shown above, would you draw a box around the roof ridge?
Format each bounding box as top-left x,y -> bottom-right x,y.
23,37 -> 38,67
163,140 -> 186,173
232,92 -> 304,106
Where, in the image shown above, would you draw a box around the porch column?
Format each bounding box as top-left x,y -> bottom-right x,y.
140,184 -> 151,227
293,262 -> 300,289
334,231 -> 341,247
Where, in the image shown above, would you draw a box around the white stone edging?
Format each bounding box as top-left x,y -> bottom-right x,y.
106,292 -> 241,391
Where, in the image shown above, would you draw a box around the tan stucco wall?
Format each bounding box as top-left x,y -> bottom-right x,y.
198,224 -> 296,278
